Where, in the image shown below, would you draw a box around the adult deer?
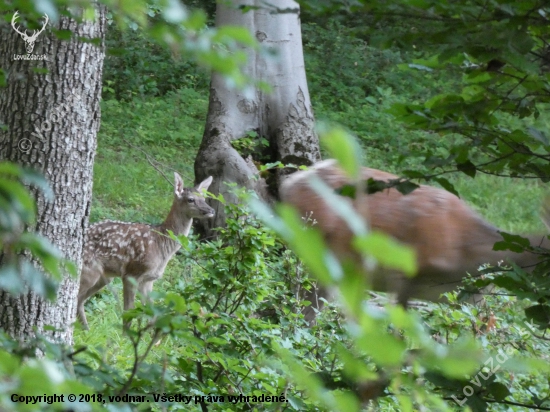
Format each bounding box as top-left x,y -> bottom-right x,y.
280,160 -> 550,320
77,173 -> 214,329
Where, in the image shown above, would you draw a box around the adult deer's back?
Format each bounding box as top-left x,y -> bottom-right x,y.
280,160 -> 549,312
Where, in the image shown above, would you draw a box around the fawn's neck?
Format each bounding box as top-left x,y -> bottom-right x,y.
160,202 -> 193,237
152,203 -> 193,261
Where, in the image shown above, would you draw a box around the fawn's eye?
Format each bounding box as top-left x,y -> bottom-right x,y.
187,197 -> 195,203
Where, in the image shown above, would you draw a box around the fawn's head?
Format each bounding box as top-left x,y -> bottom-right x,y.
174,173 -> 215,219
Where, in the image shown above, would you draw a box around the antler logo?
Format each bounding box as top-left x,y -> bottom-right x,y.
11,11 -> 49,54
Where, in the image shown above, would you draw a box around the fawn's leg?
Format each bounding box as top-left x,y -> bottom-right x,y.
138,279 -> 155,298
123,274 -> 156,327
122,276 -> 138,311
122,276 -> 139,328
77,265 -> 112,329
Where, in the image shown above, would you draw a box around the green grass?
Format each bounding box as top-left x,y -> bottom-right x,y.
74,259 -> 196,372
89,88 -> 207,224
451,173 -> 546,233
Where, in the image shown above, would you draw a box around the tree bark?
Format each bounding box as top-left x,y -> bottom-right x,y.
194,0 -> 320,237
0,7 -> 105,344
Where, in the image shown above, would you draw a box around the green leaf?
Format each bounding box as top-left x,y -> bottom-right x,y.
365,178 -> 390,195
394,180 -> 419,195
53,29 -> 73,40
251,198 -> 343,284
355,318 -> 407,366
456,160 -> 477,178
433,177 -> 459,197
0,179 -> 36,223
336,184 -> 356,198
353,231 -> 417,276
336,343 -> 378,381
525,304 -> 550,327
21,260 -> 58,301
487,382 -> 510,401
318,125 -> 362,180
206,337 -> 228,345
273,344 -> 357,412
21,168 -> 53,200
527,127 -> 549,145
277,203 -> 342,284
214,26 -> 257,47
421,339 -> 483,378
0,350 -> 20,374
309,175 -> 368,237
424,372 -> 465,391
0,264 -> 24,294
493,232 -> 530,252
465,395 -> 488,412
397,394 -> 414,412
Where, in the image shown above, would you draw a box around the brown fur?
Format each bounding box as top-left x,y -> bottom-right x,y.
280,160 -> 549,319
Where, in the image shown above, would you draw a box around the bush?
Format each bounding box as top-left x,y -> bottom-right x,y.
71,199 -> 348,411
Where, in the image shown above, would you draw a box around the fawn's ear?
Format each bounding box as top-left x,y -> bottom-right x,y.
197,176 -> 213,192
174,172 -> 184,198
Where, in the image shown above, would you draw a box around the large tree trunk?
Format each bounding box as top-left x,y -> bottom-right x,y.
195,0 -> 320,237
0,7 -> 105,344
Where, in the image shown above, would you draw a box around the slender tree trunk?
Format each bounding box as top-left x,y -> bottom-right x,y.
195,0 -> 320,237
0,7 -> 105,344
